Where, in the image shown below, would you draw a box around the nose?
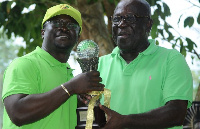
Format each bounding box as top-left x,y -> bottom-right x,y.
59,25 -> 69,32
117,18 -> 127,28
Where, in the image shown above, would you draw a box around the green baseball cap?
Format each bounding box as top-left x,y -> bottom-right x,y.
42,4 -> 82,34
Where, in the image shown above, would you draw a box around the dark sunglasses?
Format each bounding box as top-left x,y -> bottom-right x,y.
45,20 -> 80,30
110,14 -> 150,25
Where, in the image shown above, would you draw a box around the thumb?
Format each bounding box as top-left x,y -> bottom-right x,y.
99,104 -> 110,115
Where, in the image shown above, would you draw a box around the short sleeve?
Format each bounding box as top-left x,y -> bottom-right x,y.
2,58 -> 40,100
162,51 -> 193,108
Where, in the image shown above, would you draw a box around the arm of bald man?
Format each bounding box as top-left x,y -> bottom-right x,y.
4,71 -> 104,126
100,100 -> 187,129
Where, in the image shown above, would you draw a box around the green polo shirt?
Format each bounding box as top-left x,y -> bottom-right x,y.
2,47 -> 77,129
98,39 -> 193,129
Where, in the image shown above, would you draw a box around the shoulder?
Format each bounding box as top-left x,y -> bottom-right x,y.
156,46 -> 183,60
99,47 -> 119,62
99,53 -> 112,62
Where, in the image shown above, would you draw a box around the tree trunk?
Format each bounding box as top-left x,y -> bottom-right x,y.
76,0 -> 114,56
102,0 -> 116,47
195,84 -> 200,101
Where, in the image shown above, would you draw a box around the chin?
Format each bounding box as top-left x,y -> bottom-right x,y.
55,43 -> 74,50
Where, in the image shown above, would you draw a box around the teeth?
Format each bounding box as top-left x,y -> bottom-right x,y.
59,36 -> 68,38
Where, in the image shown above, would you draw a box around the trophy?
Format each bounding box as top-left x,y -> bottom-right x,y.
76,40 -> 106,129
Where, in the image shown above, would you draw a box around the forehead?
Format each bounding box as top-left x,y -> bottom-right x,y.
114,0 -> 150,16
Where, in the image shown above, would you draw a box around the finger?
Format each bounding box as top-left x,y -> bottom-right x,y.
80,94 -> 92,104
91,83 -> 105,88
85,95 -> 92,100
81,94 -> 92,100
78,95 -> 86,103
88,70 -> 100,76
90,77 -> 102,82
89,85 -> 104,91
99,104 -> 110,114
84,99 -> 90,105
100,105 -> 112,122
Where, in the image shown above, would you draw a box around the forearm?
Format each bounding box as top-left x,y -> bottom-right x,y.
4,82 -> 73,126
122,100 -> 187,129
4,71 -> 104,126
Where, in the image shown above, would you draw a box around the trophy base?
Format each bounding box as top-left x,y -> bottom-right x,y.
76,106 -> 106,129
75,124 -> 101,129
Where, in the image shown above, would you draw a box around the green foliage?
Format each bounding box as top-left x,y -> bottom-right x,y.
197,13 -> 200,24
0,28 -> 22,128
0,28 -> 20,72
186,38 -> 197,52
107,0 -> 120,5
87,0 -> 99,4
0,1 -> 49,56
147,0 -> 157,6
180,43 -> 186,57
184,16 -> 194,27
163,2 -> 171,16
0,0 -> 199,60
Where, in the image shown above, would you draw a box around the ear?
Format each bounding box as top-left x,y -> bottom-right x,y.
41,29 -> 45,39
146,19 -> 153,33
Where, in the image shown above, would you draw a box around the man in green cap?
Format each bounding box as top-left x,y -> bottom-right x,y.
2,4 -> 104,129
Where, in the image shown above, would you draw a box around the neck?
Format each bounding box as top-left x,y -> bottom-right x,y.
51,52 -> 70,63
120,40 -> 150,64
42,46 -> 71,63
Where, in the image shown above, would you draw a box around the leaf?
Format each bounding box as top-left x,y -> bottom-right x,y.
180,44 -> 186,57
177,14 -> 183,24
184,16 -> 194,27
17,47 -> 25,57
168,32 -> 174,42
186,38 -> 193,52
108,0 -> 114,4
163,2 -> 171,16
158,29 -> 164,37
197,13 -> 200,24
147,0 -> 156,6
179,38 -> 183,45
156,40 -> 159,45
186,38 -> 197,52
151,24 -> 157,39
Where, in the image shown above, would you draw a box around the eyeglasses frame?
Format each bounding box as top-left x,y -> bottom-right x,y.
44,20 -> 80,30
110,14 -> 150,25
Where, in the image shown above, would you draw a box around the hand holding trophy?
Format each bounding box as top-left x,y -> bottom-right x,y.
76,40 -> 111,129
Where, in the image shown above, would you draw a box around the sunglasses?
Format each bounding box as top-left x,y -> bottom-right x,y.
45,20 -> 80,30
110,14 -> 150,25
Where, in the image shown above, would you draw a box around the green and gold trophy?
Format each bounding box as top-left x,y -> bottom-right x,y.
76,40 -> 110,129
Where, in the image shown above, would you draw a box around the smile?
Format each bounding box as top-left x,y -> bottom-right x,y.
58,35 -> 69,38
118,34 -> 130,38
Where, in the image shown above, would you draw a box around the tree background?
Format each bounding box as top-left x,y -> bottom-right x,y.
0,27 -> 21,128
0,0 -> 200,128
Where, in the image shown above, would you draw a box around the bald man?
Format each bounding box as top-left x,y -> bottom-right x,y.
98,0 -> 193,128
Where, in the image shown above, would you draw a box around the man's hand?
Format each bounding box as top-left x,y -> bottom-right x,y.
100,100 -> 188,129
78,94 -> 92,105
99,104 -> 124,129
65,70 -> 105,95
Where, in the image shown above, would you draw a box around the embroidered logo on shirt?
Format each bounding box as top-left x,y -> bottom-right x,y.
149,75 -> 152,80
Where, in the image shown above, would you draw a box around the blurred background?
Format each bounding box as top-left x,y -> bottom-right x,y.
0,0 -> 200,128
